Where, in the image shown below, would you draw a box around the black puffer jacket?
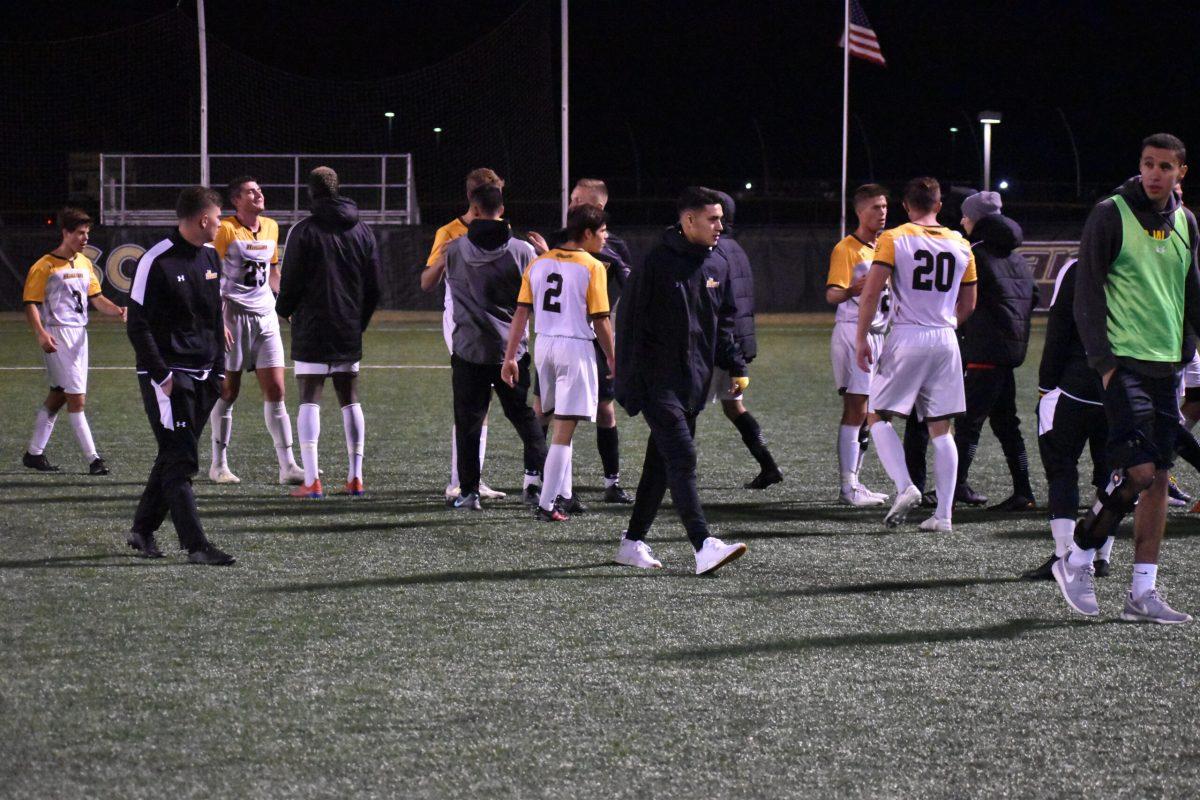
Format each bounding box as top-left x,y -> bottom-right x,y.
713,191 -> 756,361
957,213 -> 1037,367
276,196 -> 382,363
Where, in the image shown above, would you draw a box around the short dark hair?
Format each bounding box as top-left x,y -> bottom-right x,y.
57,206 -> 92,232
308,166 -> 339,199
903,177 -> 941,213
564,203 -> 608,241
1142,133 -> 1187,165
176,186 -> 223,219
226,175 -> 258,201
853,183 -> 889,206
465,167 -> 504,194
676,186 -> 723,214
469,183 -> 504,215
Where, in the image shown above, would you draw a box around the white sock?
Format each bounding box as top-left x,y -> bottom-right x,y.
869,421 -> 913,493
69,411 -> 98,461
524,472 -> 541,490
479,424 -> 488,480
210,397 -> 233,469
1068,546 -> 1095,569
342,403 -> 364,483
1131,563 -> 1158,598
540,444 -> 569,511
297,403 -> 321,486
930,433 -> 957,522
1050,518 -> 1076,558
28,407 -> 57,455
562,443 -> 574,500
838,424 -> 860,493
263,400 -> 299,470
448,424 -> 459,492
1098,535 -> 1115,562
605,475 -> 619,488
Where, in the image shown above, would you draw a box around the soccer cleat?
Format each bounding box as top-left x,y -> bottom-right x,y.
290,479 -> 324,499
920,490 -> 938,508
126,530 -> 164,559
1052,554 -> 1100,616
478,483 -> 507,500
918,515 -> 952,533
1019,553 -> 1058,581
744,468 -> 783,490
208,465 -> 240,484
694,537 -> 747,575
1167,476 -> 1190,507
88,457 -> 109,476
187,544 -> 236,566
558,495 -> 586,515
342,477 -> 365,496
522,485 -> 541,507
534,505 -> 568,522
614,535 -> 663,569
22,452 -> 59,472
445,486 -> 461,507
1093,558 -> 1111,578
839,485 -> 886,507
856,483 -> 888,502
954,483 -> 988,507
1190,498 -> 1200,514
988,494 -> 1037,512
603,484 -> 634,504
1120,589 -> 1192,624
279,463 -> 306,485
884,485 -> 923,528
453,492 -> 482,511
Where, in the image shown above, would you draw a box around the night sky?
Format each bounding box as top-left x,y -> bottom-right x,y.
3,1 -> 1198,205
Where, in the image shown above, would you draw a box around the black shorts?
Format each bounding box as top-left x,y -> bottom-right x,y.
532,341 -> 614,402
1102,365 -> 1180,470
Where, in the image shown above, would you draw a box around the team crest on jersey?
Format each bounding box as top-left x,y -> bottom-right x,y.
705,278 -> 719,288
205,270 -> 218,280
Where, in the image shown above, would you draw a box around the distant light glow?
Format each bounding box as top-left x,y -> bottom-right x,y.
384,111 -> 395,118
949,126 -> 959,133
998,180 -> 1010,190
432,127 -> 443,133
744,182 -> 753,190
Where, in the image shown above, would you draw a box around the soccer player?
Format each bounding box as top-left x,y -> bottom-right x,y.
827,184 -> 890,506
1054,133 -> 1198,623
125,187 -> 234,565
855,177 -> 978,532
22,207 -> 126,474
420,168 -> 507,504
503,204 -> 615,521
207,176 -> 305,486
276,167 -> 382,499
612,187 -> 748,575
442,183 -> 546,510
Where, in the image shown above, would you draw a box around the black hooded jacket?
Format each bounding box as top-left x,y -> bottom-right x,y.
957,213 -> 1037,367
1038,260 -> 1103,403
276,195 -> 382,363
712,191 -> 757,361
614,225 -> 745,417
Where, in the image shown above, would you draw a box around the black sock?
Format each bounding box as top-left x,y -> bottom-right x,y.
732,412 -> 778,472
1176,424 -> 1200,472
597,425 -> 620,480
1006,450 -> 1034,498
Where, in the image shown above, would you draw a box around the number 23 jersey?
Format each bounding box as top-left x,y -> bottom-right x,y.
874,222 -> 976,328
517,248 -> 610,339
214,215 -> 279,315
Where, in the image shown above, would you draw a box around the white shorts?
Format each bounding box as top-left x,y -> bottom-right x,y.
869,325 -> 965,420
1182,352 -> 1200,391
708,367 -> 742,403
293,360 -> 360,376
535,335 -> 598,420
224,306 -> 285,373
44,325 -> 88,394
831,322 -> 882,396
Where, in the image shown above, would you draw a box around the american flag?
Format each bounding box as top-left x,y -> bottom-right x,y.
838,0 -> 886,67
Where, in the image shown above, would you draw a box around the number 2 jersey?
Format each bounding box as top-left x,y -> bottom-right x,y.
517,248 -> 610,339
23,253 -> 101,327
874,222 -> 977,328
214,215 -> 280,315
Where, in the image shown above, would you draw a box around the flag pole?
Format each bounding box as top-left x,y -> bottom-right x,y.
840,0 -> 850,239
560,0 -> 569,227
197,0 -> 209,186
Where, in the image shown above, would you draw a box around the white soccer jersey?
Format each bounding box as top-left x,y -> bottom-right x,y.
23,253 -> 101,327
214,215 -> 279,315
874,222 -> 977,328
518,248 -> 609,339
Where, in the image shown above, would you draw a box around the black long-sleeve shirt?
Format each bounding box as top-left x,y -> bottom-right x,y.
126,230 -> 225,383
1038,260 -> 1102,403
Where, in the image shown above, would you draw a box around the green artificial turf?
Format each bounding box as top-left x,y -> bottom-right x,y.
1,317 -> 1197,799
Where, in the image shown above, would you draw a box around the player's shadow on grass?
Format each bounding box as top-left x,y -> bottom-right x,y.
701,502 -> 874,525
0,552 -> 181,569
246,518 -> 464,534
0,493 -> 146,506
654,617 -> 1110,662
0,477 -> 148,488
732,575 -> 1019,601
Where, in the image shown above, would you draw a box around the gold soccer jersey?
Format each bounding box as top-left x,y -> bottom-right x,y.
828,234 -> 888,332
23,253 -> 101,327
874,223 -> 977,328
214,215 -> 280,315
427,217 -> 468,267
518,248 -> 609,339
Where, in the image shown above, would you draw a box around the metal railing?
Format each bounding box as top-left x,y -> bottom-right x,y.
99,153 -> 418,226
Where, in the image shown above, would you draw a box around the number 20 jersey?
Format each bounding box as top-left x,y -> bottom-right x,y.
517,248 -> 610,339
874,222 -> 977,328
214,215 -> 280,315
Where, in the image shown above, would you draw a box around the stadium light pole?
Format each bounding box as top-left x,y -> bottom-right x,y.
978,110 -> 1002,191
384,112 -> 395,151
949,126 -> 958,179
197,0 -> 209,186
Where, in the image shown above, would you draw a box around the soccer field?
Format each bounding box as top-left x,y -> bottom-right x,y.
1,315 -> 1197,799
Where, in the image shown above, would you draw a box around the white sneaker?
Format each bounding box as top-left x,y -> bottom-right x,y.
918,515 -> 952,533
279,463 -> 306,485
694,537 -> 747,575
478,482 -> 507,500
209,465 -> 240,484
884,485 -> 922,528
614,536 -> 663,569
445,485 -> 462,507
840,485 -> 886,507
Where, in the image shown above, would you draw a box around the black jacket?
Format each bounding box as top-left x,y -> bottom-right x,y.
127,230 -> 225,383
545,228 -> 632,308
276,196 -> 382,363
1038,260 -> 1103,403
957,214 -> 1037,367
716,233 -> 757,362
1074,176 -> 1200,377
614,225 -> 745,417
